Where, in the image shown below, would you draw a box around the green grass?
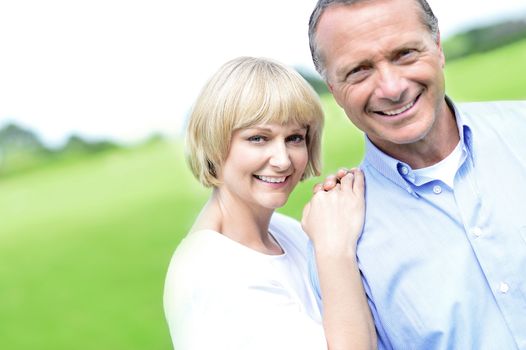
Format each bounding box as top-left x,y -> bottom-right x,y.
445,38 -> 526,101
0,96 -> 363,350
1,41 -> 524,349
0,142 -> 208,349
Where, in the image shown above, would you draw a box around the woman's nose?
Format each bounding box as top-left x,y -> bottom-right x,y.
269,142 -> 291,170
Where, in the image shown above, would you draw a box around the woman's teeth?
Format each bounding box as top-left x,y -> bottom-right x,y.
255,175 -> 287,183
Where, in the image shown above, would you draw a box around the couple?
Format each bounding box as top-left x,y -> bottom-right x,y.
164,0 -> 526,349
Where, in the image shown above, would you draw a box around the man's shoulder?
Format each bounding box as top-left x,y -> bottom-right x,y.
456,100 -> 526,140
457,100 -> 526,119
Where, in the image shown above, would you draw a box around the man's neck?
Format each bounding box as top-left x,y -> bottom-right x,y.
372,103 -> 459,169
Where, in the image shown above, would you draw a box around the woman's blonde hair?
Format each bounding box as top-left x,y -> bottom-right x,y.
186,56 -> 324,187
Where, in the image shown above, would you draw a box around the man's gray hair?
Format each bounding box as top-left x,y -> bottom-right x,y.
308,0 -> 439,79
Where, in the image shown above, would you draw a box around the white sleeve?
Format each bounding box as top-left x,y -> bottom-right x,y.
167,280 -> 327,350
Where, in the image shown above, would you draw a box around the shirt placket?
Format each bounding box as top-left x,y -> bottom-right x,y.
454,154 -> 525,349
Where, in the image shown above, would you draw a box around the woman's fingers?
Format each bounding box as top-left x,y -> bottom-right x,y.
312,167 -> 363,194
312,182 -> 324,194
340,171 -> 354,190
322,174 -> 337,191
301,201 -> 311,230
336,167 -> 350,179
351,168 -> 365,196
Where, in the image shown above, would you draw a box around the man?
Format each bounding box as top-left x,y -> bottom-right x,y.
307,0 -> 526,348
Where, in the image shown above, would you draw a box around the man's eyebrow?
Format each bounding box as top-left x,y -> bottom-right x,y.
335,41 -> 426,77
392,40 -> 425,52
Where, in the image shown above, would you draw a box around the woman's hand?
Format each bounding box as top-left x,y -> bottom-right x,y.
302,168 -> 377,349
301,168 -> 365,256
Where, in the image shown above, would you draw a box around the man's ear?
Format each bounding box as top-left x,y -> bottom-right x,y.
327,82 -> 334,93
436,30 -> 445,68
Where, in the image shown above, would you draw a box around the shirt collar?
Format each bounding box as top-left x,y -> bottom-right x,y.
449,97 -> 474,163
363,96 -> 474,195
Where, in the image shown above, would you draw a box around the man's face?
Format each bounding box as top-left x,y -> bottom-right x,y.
316,0 -> 447,152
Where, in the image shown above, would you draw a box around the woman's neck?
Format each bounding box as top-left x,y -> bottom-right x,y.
192,189 -> 283,255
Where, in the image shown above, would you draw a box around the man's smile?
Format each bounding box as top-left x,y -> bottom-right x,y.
372,93 -> 421,117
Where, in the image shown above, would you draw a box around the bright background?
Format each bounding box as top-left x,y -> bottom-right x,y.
1,1 -> 525,349
1,0 -> 526,146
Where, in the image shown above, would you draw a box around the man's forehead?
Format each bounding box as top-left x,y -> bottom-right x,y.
317,1 -> 429,48
317,0 -> 424,33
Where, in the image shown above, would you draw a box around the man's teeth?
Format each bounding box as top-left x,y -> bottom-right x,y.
256,175 -> 287,183
382,100 -> 415,116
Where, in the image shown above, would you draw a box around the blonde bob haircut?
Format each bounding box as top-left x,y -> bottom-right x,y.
186,56 -> 324,188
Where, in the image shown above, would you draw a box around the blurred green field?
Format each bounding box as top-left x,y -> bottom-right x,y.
0,142 -> 203,349
1,40 -> 525,349
0,94 -> 363,350
445,38 -> 526,101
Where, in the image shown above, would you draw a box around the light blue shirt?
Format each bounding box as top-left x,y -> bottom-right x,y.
309,99 -> 526,349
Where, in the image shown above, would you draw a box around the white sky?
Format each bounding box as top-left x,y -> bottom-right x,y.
1,0 -> 525,147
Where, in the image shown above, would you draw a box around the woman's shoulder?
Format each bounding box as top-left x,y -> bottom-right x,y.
163,230 -> 242,321
163,229 -> 266,295
164,230 -> 232,281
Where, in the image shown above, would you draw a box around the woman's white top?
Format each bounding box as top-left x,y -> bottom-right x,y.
163,213 -> 326,350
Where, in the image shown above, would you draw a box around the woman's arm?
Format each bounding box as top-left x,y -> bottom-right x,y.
302,168 -> 377,350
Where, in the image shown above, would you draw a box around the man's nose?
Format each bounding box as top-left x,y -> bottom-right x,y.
373,64 -> 408,102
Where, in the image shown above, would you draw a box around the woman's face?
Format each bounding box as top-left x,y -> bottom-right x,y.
218,122 -> 309,212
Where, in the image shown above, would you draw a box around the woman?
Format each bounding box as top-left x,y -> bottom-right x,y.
164,57 -> 376,349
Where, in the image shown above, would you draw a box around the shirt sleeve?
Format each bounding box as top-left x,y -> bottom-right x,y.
362,277 -> 393,350
307,239 -> 323,311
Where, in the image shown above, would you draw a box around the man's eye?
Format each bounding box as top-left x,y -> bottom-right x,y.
346,65 -> 370,83
397,49 -> 416,60
286,134 -> 306,143
350,66 -> 368,75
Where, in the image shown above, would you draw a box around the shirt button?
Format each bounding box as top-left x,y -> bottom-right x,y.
499,282 -> 510,294
401,166 -> 409,175
433,185 -> 442,194
471,227 -> 482,237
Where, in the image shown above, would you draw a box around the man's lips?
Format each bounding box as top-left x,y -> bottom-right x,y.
372,93 -> 421,117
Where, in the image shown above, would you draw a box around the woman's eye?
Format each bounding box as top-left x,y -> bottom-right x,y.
286,134 -> 306,143
248,135 -> 266,143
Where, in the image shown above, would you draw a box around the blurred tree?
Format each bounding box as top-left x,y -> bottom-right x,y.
0,123 -> 119,177
0,123 -> 50,176
296,68 -> 329,95
0,123 -> 47,154
61,134 -> 118,155
142,132 -> 166,146
443,18 -> 526,60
